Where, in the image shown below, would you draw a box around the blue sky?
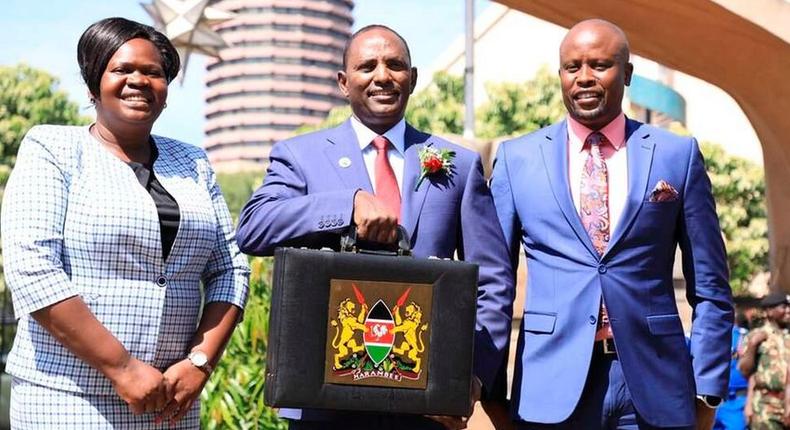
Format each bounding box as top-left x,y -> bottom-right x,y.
0,0 -> 490,146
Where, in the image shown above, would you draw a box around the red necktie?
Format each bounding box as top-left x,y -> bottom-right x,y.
372,136 -> 401,221
579,131 -> 613,341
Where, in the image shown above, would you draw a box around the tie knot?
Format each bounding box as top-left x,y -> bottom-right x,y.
372,136 -> 390,151
585,132 -> 608,148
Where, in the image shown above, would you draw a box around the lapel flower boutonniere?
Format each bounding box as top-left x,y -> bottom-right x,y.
415,146 -> 455,191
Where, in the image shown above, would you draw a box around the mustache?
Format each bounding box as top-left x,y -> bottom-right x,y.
572,89 -> 604,99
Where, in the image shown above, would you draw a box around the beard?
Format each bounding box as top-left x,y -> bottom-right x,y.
570,99 -> 607,122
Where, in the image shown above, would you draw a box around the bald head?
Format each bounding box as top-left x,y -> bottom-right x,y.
561,19 -> 630,65
558,19 -> 634,130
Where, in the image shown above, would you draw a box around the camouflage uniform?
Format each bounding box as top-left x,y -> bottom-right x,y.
745,323 -> 790,429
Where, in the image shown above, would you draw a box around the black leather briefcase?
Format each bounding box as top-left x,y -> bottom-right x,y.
264,230 -> 479,416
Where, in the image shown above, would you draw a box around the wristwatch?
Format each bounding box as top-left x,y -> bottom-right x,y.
188,350 -> 213,374
696,395 -> 722,408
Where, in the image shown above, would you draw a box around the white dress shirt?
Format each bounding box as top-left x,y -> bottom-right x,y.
567,113 -> 628,235
350,115 -> 406,193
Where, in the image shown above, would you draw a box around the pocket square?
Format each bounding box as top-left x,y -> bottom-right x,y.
649,180 -> 679,202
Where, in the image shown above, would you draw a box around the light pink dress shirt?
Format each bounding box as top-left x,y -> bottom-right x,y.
567,113 -> 628,236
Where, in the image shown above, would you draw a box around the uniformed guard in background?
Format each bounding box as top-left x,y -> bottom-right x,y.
714,296 -> 760,430
738,292 -> 790,429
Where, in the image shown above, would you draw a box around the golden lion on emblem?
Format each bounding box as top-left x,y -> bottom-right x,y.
330,298 -> 368,369
390,302 -> 428,373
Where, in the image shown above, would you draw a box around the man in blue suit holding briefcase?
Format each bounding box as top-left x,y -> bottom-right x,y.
236,24 -> 514,430
490,19 -> 733,429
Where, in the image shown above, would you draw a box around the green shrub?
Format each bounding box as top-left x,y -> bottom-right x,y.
201,257 -> 286,429
216,171 -> 264,223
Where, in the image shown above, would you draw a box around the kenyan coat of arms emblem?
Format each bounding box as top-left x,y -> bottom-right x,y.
324,279 -> 432,389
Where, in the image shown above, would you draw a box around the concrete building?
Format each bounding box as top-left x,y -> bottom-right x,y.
204,0 -> 353,171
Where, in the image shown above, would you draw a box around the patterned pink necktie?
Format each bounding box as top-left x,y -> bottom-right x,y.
580,131 -> 610,255
579,131 -> 613,341
372,136 -> 401,221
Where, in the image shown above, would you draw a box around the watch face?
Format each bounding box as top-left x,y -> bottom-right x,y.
190,351 -> 208,367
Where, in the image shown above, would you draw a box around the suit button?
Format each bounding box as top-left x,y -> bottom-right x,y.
156,276 -> 168,287
598,264 -> 607,274
589,315 -> 596,325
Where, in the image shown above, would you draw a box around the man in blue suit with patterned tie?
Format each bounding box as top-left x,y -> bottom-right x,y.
491,19 -> 733,429
236,24 -> 514,430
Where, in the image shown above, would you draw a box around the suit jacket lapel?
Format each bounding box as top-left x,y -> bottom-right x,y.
401,124 -> 432,241
539,121 -> 599,259
324,119 -> 373,193
603,119 -> 655,258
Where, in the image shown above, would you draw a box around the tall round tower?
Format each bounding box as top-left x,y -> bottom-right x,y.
205,0 -> 354,171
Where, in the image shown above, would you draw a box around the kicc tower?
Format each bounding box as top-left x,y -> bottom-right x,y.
205,0 -> 354,171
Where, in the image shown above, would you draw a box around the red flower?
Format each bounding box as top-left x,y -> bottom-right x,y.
422,156 -> 443,173
415,146 -> 455,191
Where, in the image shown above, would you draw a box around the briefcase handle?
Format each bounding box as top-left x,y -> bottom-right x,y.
340,225 -> 412,257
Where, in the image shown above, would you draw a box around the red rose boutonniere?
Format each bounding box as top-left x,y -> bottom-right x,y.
415,146 -> 455,191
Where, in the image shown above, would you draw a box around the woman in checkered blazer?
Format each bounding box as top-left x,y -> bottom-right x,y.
1,17 -> 249,428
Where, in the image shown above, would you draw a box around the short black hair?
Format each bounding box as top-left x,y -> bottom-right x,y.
77,17 -> 180,99
342,24 -> 412,70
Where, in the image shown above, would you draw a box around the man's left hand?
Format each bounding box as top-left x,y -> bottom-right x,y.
155,359 -> 210,425
695,398 -> 716,430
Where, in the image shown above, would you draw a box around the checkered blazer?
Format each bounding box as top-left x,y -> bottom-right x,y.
1,125 -> 249,395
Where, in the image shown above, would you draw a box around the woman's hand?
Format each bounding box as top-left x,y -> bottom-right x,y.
155,359 -> 210,425
107,357 -> 170,415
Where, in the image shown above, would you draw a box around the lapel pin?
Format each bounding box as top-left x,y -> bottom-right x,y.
338,157 -> 352,168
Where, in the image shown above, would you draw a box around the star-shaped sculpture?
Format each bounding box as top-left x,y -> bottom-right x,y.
142,0 -> 236,82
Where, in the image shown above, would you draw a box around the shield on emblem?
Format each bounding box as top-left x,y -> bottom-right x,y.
364,299 -> 395,366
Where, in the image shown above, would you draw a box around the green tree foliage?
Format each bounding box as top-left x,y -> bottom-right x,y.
700,142 -> 768,295
0,64 -> 90,169
201,257 -> 286,430
405,71 -> 465,135
217,171 -> 264,222
410,68 -> 565,139
476,66 -> 565,139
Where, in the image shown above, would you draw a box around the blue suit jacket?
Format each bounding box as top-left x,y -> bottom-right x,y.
237,119 -> 515,420
490,119 -> 733,427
